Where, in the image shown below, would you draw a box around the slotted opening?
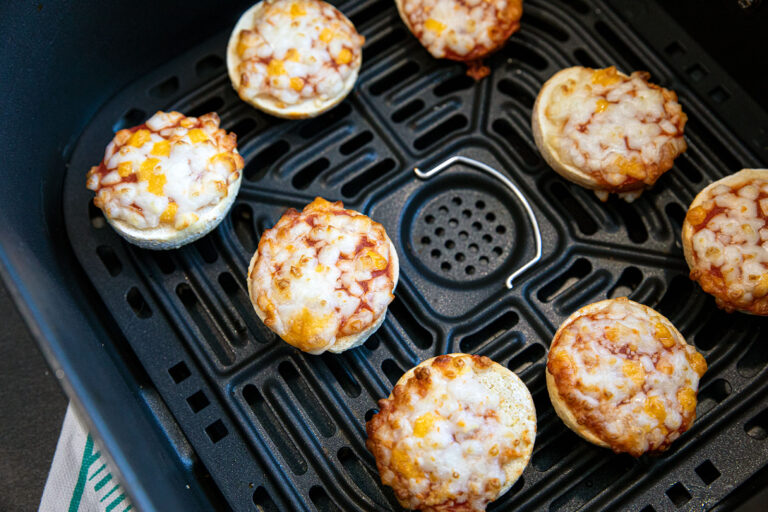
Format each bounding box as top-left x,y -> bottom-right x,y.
168,361 -> 191,384
299,102 -> 352,138
364,334 -> 380,351
320,353 -> 361,398
686,117 -> 741,171
350,0 -> 392,26
339,131 -> 373,155
665,482 -> 692,508
187,390 -> 210,413
278,362 -> 335,437
574,48 -> 600,68
232,203 -> 257,253
414,114 -> 468,150
204,419 -> 228,444
195,54 -> 224,77
243,384 -> 308,474
524,12 -> 569,41
126,287 -> 152,318
695,311 -> 734,350
292,157 -> 330,189
737,333 -> 768,378
508,344 -> 545,373
538,258 -> 592,303
608,266 -> 643,299
459,311 -> 519,352
176,283 -> 234,365
364,27 -> 408,61
697,379 -> 731,416
497,80 -> 535,109
434,74 -> 474,97
245,140 -> 290,181
341,158 -> 396,197
252,486 -> 280,512
230,117 -> 257,140
666,203 -> 686,238
676,155 -> 703,183
696,460 -> 721,485
148,76 -> 179,98
561,0 -> 589,14
550,456 -> 635,512
595,21 -> 644,71
96,245 -> 122,276
337,447 -> 383,503
381,359 -> 404,386
309,486 -> 340,512
112,108 -> 145,132
532,431 -> 578,471
188,96 -> 224,118
656,275 -> 693,319
492,119 -> 539,167
391,99 -> 425,123
745,408 -> 768,440
502,40 -> 548,70
193,236 -> 218,263
389,295 -> 432,348
370,61 -> 420,95
640,506 -> 656,512
615,200 -> 648,243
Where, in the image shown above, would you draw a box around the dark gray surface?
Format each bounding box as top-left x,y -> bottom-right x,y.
0,281 -> 67,512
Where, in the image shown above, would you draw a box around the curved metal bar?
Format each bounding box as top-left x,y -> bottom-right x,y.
414,155 -> 542,289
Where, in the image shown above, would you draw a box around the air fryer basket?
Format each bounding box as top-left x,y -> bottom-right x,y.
57,0 -> 768,510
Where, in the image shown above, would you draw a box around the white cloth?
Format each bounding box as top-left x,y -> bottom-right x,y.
39,404 -> 133,512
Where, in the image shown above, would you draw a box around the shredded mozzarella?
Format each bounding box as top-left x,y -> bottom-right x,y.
234,0 -> 363,106
548,298 -> 705,456
86,111 -> 243,230
249,197 -> 396,354
687,174 -> 768,313
543,66 -> 686,196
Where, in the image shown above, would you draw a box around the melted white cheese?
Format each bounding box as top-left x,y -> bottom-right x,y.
234,0 -> 363,105
249,198 -> 396,354
544,66 -> 686,190
549,299 -> 705,455
86,111 -> 242,230
689,178 -> 768,310
401,0 -> 522,59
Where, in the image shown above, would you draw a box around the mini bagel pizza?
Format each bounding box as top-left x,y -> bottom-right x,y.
395,0 -> 523,79
683,169 -> 768,315
227,0 -> 364,119
247,197 -> 398,354
546,298 -> 707,457
86,111 -> 244,250
366,353 -> 536,511
532,66 -> 687,202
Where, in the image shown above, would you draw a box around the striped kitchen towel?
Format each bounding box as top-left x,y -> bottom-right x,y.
39,404 -> 133,512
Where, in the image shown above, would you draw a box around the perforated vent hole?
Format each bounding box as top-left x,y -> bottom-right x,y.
205,419 -> 228,444
695,460 -> 721,485
745,408 -> 768,440
412,191 -> 514,281
149,76 -> 179,99
195,54 -> 223,77
113,108 -> 145,132
187,390 -> 210,413
97,245 -> 122,276
665,482 -> 691,508
126,287 -> 152,318
168,361 -> 191,383
252,486 -> 279,512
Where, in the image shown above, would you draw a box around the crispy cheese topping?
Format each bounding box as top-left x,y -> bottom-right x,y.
400,0 -> 522,61
86,111 -> 243,230
249,198 -> 396,354
547,298 -> 706,456
234,0 -> 364,106
366,355 -> 535,511
686,174 -> 768,314
542,66 -> 687,200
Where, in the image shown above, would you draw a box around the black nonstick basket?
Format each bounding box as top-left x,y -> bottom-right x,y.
3,0 -> 768,510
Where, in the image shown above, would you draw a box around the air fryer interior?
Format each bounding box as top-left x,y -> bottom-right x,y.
2,0 -> 768,511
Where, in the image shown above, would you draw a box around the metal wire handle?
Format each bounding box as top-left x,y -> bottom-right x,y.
413,156 -> 543,289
